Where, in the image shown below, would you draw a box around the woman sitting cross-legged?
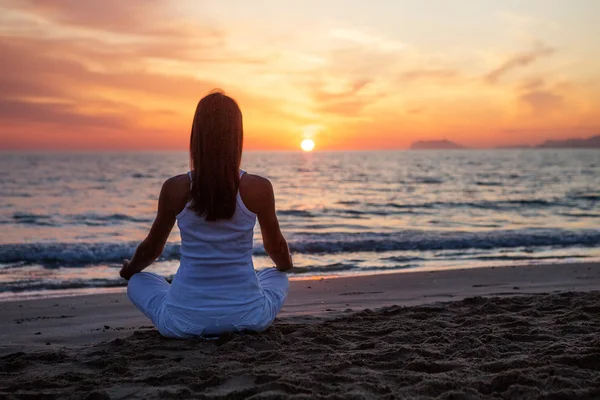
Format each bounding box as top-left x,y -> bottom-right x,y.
119,90 -> 293,338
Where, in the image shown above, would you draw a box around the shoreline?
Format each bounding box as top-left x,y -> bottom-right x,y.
1,261 -> 600,357
2,257 -> 600,303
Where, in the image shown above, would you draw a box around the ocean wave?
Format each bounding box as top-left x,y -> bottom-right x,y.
3,195 -> 594,228
287,230 -> 596,254
0,242 -> 182,267
131,173 -> 154,179
0,191 -> 32,198
67,213 -> 153,224
290,263 -> 416,274
386,199 -> 555,209
0,263 -> 422,293
381,255 -> 425,263
297,223 -> 371,230
410,177 -> 445,184
290,262 -> 357,274
559,212 -> 600,218
0,278 -> 127,293
455,254 -> 591,262
475,181 -> 503,187
569,193 -> 599,201
1,228 -> 598,267
13,212 -> 51,220
10,212 -> 58,226
277,210 -> 316,218
4,212 -> 154,227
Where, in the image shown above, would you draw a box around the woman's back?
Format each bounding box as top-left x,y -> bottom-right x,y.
167,170 -> 264,312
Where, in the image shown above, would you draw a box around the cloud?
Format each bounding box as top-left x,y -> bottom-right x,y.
0,36 -> 217,100
485,44 -> 555,84
4,0 -> 207,38
312,78 -> 372,102
0,28 -> 299,150
399,69 -> 458,81
518,77 -> 546,92
0,99 -> 129,128
407,107 -> 424,115
0,76 -> 63,99
0,0 -> 241,71
330,28 -> 405,53
305,78 -> 384,116
0,1 -> 281,139
318,99 -> 374,116
0,34 -> 222,140
514,76 -> 567,115
519,90 -> 563,114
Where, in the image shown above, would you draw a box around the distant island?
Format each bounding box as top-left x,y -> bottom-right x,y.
410,140 -> 465,150
495,145 -> 532,149
536,135 -> 600,149
412,134 -> 600,150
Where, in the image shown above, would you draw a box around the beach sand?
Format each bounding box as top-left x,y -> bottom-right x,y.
1,262 -> 600,399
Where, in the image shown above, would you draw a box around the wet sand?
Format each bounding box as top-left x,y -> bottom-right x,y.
1,262 -> 600,398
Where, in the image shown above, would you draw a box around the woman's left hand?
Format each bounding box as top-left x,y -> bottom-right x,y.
120,259 -> 132,280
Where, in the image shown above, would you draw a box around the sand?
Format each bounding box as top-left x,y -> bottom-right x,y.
1,262 -> 600,399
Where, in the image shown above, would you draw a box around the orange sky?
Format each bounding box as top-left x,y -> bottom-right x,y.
0,0 -> 599,150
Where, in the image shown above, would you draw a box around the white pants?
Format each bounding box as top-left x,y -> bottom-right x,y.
127,268 -> 289,338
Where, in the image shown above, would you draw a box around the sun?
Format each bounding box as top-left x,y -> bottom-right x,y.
301,139 -> 315,152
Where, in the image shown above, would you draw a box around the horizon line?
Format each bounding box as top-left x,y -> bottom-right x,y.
0,147 -> 597,153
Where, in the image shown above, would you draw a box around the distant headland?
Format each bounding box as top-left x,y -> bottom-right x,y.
410,140 -> 464,150
410,135 -> 600,150
536,135 -> 600,149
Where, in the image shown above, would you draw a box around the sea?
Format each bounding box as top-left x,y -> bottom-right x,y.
1,150 -> 599,300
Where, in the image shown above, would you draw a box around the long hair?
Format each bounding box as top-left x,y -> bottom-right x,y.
189,90 -> 243,221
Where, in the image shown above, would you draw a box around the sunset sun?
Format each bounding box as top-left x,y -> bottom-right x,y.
301,139 -> 315,152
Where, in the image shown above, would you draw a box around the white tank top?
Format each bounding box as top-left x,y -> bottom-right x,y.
166,170 -> 264,315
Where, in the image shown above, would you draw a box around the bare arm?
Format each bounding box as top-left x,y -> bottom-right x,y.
259,187 -> 293,271
242,176 -> 293,272
119,178 -> 179,280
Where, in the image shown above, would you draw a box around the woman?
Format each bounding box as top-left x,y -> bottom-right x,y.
119,90 -> 293,338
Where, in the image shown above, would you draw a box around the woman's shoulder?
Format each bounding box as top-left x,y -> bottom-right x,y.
161,174 -> 191,216
162,173 -> 191,194
240,172 -> 272,191
164,173 -> 191,187
239,173 -> 275,215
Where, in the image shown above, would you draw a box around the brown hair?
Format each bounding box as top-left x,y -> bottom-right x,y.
189,90 -> 243,221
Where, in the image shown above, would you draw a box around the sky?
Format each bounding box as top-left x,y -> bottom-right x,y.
0,0 -> 599,150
